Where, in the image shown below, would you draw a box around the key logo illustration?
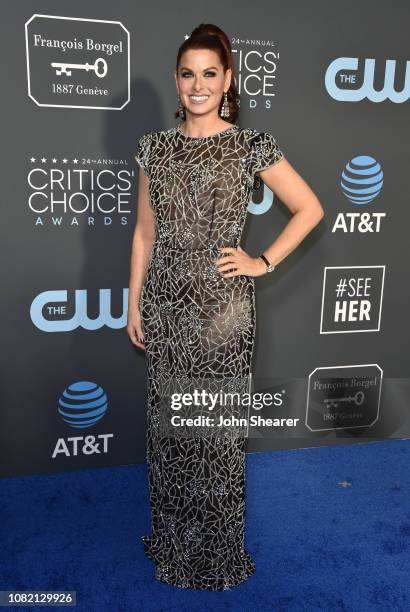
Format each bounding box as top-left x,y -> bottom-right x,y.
51,57 -> 108,78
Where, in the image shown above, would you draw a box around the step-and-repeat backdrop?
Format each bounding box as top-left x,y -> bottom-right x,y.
1,2 -> 409,477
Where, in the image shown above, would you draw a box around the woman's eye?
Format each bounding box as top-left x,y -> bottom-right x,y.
180,72 -> 217,78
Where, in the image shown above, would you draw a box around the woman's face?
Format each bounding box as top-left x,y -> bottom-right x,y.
175,48 -> 231,119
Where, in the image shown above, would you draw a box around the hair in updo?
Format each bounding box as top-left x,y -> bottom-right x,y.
174,23 -> 240,123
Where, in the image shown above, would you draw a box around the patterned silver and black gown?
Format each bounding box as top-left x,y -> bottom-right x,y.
134,123 -> 284,591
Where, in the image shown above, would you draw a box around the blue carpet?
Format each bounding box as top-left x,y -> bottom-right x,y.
1,439 -> 410,611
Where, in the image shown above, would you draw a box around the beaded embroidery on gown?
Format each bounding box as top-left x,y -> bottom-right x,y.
134,123 -> 284,590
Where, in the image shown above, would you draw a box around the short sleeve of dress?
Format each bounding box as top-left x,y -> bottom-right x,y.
249,131 -> 284,190
134,132 -> 152,179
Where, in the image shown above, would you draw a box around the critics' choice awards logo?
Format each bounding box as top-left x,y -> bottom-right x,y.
25,14 -> 130,109
214,35 -> 280,110
325,57 -> 410,103
305,364 -> 382,432
27,156 -> 134,226
31,289 -> 129,332
320,266 -> 385,334
52,380 -> 113,459
332,155 -> 386,233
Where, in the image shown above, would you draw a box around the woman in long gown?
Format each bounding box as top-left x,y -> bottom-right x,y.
127,24 -> 324,591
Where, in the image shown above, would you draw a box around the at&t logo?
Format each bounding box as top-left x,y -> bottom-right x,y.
52,380 -> 113,459
332,155 -> 386,233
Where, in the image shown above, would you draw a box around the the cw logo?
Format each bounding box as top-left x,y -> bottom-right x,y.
248,184 -> 275,215
30,289 -> 128,332
325,57 -> 410,102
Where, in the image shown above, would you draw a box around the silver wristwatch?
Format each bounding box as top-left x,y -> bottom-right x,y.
259,253 -> 275,273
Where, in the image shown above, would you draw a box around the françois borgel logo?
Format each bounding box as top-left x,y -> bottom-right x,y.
306,364 -> 382,432
25,14 -> 130,109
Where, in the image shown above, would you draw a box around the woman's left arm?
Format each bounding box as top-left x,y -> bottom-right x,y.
216,158 -> 325,278
254,157 -> 325,268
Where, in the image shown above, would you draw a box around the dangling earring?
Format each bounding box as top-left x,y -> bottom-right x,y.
177,94 -> 185,120
220,92 -> 229,118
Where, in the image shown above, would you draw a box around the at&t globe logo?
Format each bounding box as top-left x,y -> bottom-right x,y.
332,155 -> 386,233
58,380 -> 108,428
341,155 -> 383,205
52,380 -> 113,459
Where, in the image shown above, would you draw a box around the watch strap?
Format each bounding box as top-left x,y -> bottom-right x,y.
259,253 -> 275,272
